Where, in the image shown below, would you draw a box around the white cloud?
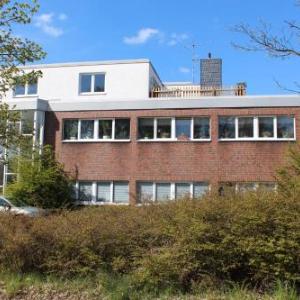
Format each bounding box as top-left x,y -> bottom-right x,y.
35,13 -> 66,37
58,13 -> 68,21
179,67 -> 191,74
168,33 -> 189,46
123,28 -> 160,45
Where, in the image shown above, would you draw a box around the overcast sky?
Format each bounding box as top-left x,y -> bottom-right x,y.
16,0 -> 300,95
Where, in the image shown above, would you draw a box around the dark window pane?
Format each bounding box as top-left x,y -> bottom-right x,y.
14,84 -> 25,96
63,120 -> 78,140
80,120 -> 94,139
277,116 -> 294,138
78,182 -> 93,201
115,119 -> 130,139
21,110 -> 34,134
27,81 -> 37,95
94,74 -> 105,92
219,117 -> 235,139
99,120 -> 112,139
138,118 -> 154,139
157,119 -> 171,139
194,117 -> 210,139
238,117 -> 254,138
80,74 -> 92,93
176,119 -> 191,139
259,117 -> 274,138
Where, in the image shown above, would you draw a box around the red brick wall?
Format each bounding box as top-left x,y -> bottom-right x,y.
44,107 -> 298,204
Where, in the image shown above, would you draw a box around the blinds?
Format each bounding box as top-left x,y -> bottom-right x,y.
79,182 -> 93,201
193,183 -> 208,198
138,182 -> 154,202
113,182 -> 129,203
156,183 -> 171,202
175,183 -> 190,199
97,182 -> 111,202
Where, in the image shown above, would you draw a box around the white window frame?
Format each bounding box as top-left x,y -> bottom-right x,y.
13,81 -> 38,97
138,117 -> 211,142
75,181 -> 129,205
219,115 -> 296,141
62,118 -> 131,142
79,73 -> 106,95
137,181 -> 210,203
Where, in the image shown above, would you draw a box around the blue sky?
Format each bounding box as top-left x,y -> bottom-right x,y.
17,0 -> 300,94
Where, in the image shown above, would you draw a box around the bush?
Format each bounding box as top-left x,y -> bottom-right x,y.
5,145 -> 74,209
0,191 -> 298,292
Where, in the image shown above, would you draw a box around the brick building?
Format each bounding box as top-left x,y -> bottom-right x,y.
2,59 -> 299,204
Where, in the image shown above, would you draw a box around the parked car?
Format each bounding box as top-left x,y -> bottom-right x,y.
0,196 -> 44,217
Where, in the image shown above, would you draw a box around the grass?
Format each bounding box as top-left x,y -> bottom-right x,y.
0,272 -> 298,300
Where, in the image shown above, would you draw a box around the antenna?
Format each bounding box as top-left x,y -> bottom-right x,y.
183,42 -> 200,84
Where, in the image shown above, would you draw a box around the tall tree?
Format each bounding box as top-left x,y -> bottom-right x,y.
0,0 -> 46,151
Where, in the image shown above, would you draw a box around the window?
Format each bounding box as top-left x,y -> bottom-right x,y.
176,119 -> 191,139
63,120 -> 78,140
175,183 -> 190,199
219,117 -> 235,139
78,182 -> 93,201
80,120 -> 94,139
99,120 -> 112,139
138,182 -> 154,202
219,182 -> 276,195
79,73 -> 105,94
194,117 -> 210,139
97,182 -> 111,202
259,117 -> 274,138
193,183 -> 209,198
138,117 -> 210,141
157,119 -> 171,139
0,197 -> 10,208
156,183 -> 171,202
113,182 -> 129,203
14,79 -> 38,96
21,110 -> 34,134
138,118 -> 154,139
115,119 -> 130,140
219,116 -> 295,141
277,116 -> 294,139
238,117 -> 254,138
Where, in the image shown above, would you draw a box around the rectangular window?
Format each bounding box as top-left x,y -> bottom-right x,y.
63,120 -> 78,140
259,117 -> 274,138
97,182 -> 111,202
193,183 -> 209,198
238,117 -> 254,138
14,79 -> 38,96
277,116 -> 294,139
113,182 -> 129,203
193,117 -> 210,139
14,84 -> 25,96
156,183 -> 171,202
27,80 -> 38,95
80,74 -> 92,93
94,74 -> 105,92
138,118 -> 154,139
175,183 -> 190,199
138,182 -> 154,202
219,117 -> 235,139
176,119 -> 191,139
21,110 -> 34,134
98,120 -> 112,139
80,120 -> 94,139
79,73 -> 105,94
78,182 -> 93,201
115,119 -> 130,140
157,119 -> 171,139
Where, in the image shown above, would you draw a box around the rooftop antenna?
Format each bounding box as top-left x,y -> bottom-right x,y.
183,41 -> 201,84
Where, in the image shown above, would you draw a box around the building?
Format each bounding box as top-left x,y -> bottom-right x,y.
1,58 -> 299,205
200,53 -> 222,87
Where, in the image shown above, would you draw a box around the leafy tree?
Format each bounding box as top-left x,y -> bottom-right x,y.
6,145 -> 75,208
0,0 -> 46,151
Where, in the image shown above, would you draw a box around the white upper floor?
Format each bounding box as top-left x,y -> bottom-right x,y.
6,59 -> 162,102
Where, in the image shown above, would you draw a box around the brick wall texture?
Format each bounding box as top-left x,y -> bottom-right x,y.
44,107 -> 298,204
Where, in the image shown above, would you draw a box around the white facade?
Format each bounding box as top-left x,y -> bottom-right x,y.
6,59 -> 162,102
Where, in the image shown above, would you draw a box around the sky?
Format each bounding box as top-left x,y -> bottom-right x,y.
15,0 -> 300,95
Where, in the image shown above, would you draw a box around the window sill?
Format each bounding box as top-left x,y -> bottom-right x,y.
62,139 -> 131,143
75,201 -> 129,206
79,92 -> 106,96
13,94 -> 38,98
137,138 -> 211,142
218,138 -> 296,142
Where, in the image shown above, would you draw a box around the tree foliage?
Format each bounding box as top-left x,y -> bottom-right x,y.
5,145 -> 75,208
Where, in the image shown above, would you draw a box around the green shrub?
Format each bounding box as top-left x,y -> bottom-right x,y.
0,191 -> 298,292
5,145 -> 74,209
